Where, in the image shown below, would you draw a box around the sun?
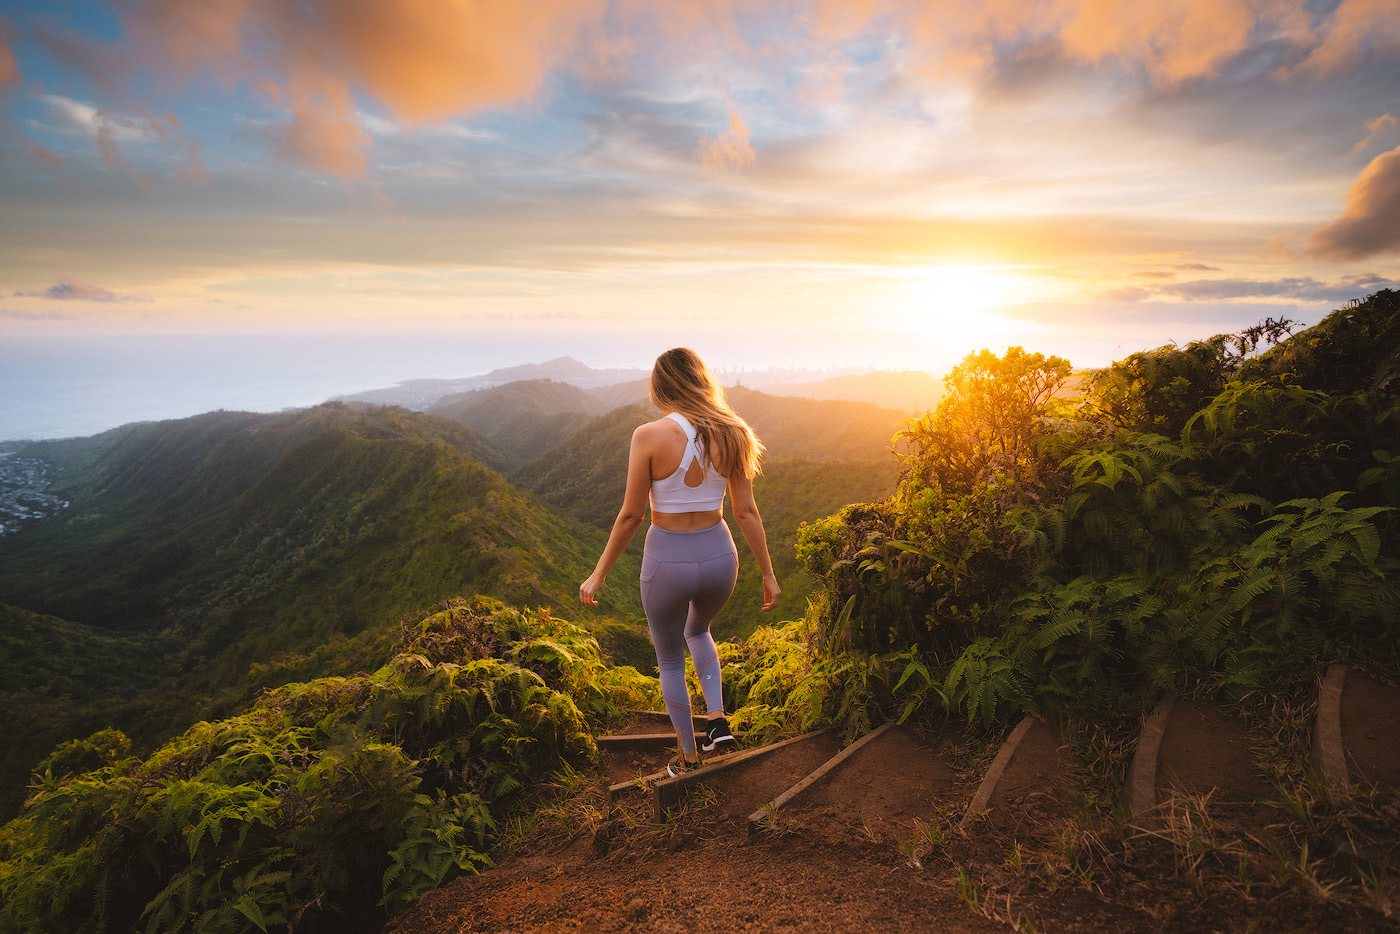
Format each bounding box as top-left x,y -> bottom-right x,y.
883,265 -> 1032,360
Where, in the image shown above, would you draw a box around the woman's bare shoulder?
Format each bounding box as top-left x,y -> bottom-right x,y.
631,416 -> 682,446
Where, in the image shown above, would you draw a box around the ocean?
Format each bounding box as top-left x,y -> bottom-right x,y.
0,331 -> 565,442
0,324 -> 935,442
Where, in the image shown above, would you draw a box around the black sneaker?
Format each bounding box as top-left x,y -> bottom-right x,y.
666,754 -> 701,778
702,717 -> 735,753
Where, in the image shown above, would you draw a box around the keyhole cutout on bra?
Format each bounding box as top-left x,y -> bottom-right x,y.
683,457 -> 706,488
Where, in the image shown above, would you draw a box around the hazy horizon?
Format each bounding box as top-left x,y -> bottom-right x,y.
3,300 -> 1347,443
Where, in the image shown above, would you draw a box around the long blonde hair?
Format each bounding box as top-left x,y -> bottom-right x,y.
650,347 -> 764,479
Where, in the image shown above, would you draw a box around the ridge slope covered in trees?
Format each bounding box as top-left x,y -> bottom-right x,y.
0,404 -> 642,819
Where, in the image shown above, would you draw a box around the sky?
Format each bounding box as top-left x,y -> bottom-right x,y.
1,0 -> 1399,376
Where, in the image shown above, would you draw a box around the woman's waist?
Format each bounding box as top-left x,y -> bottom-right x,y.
644,516 -> 735,558
649,508 -> 724,533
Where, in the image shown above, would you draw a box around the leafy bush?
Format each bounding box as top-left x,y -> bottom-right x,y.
794,307 -> 1400,729
0,597 -> 655,933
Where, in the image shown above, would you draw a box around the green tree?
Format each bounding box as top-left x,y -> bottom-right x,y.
899,347 -> 1073,501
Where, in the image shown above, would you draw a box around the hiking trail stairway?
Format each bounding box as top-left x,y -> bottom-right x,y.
384,667 -> 1400,934
599,663 -> 1400,843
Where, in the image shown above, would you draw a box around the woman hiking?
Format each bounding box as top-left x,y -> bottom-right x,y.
579,347 -> 780,776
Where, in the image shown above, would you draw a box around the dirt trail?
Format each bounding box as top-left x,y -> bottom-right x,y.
386,686 -> 1400,934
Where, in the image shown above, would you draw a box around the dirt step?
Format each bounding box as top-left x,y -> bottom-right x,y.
746,723 -> 958,843
598,733 -> 703,788
604,709 -> 709,736
652,729 -> 840,823
1124,693 -> 1268,824
961,716 -> 1075,835
1315,664 -> 1400,790
597,732 -> 749,788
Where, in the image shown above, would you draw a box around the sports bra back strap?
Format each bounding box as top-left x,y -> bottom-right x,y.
665,411 -> 697,442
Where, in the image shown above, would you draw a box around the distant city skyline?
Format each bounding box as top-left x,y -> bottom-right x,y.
1,1 -> 1398,376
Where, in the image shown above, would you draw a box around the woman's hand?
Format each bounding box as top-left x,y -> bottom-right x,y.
762,572 -> 781,612
579,572 -> 605,606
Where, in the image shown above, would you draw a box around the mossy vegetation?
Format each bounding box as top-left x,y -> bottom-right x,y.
0,599 -> 656,934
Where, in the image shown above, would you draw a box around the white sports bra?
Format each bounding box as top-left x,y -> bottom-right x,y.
650,412 -> 729,513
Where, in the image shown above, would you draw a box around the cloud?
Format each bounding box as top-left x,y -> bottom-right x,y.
1308,144 -> 1400,260
1,308 -> 78,321
1106,273 -> 1399,304
699,109 -> 755,170
122,0 -> 606,175
21,137 -> 64,171
39,94 -> 156,142
1100,285 -> 1154,302
1296,0 -> 1400,75
14,279 -> 152,303
0,16 -> 19,90
1351,112 -> 1397,154
36,0 -> 1400,182
820,0 -> 1396,88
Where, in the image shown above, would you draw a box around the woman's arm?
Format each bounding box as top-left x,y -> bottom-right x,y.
579,425 -> 655,606
729,472 -> 781,612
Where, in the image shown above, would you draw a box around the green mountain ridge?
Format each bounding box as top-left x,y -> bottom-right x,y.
428,379 -> 607,469
0,403 -> 645,819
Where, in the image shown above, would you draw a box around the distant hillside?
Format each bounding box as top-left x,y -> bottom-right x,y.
727,387 -> 908,460
0,403 -> 646,819
515,404 -> 654,530
760,369 -> 945,415
430,379 -> 608,468
336,357 -> 647,410
588,378 -> 651,409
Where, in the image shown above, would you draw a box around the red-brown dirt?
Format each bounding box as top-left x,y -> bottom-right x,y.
385,700 -> 1400,934
974,718 -> 1077,837
784,725 -> 959,842
1343,670 -> 1400,787
691,730 -> 843,825
1156,700 -> 1267,801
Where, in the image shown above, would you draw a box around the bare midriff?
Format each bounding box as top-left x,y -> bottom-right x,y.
650,508 -> 723,532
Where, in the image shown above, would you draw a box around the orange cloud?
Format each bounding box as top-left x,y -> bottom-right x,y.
822,0 -> 1396,85
699,110 -> 755,170
1297,0 -> 1400,74
22,137 -> 64,171
274,69 -> 369,176
0,17 -> 18,90
1309,145 -> 1400,260
1351,112 -> 1397,154
125,0 -> 606,175
1057,0 -> 1256,83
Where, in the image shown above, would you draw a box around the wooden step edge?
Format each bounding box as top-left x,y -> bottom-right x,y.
653,729 -> 835,822
622,709 -> 709,730
1122,691 -> 1177,823
598,731 -> 706,747
1311,662 -> 1350,792
601,732 -> 752,802
745,721 -> 898,836
959,715 -> 1038,830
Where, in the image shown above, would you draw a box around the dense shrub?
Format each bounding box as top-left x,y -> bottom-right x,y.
795,297 -> 1400,729
0,598 -> 657,933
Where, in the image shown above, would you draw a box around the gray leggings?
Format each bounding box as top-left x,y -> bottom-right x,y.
641,521 -> 738,756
